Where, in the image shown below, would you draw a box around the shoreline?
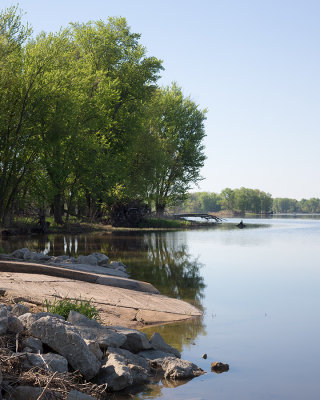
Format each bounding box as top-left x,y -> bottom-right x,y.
0,219 -> 220,237
0,255 -> 202,330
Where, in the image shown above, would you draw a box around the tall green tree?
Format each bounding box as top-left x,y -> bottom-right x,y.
144,84 -> 207,213
0,6 -> 35,224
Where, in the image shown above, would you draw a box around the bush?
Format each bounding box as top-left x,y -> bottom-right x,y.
44,296 -> 100,321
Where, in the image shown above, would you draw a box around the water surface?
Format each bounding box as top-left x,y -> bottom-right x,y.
1,217 -> 320,399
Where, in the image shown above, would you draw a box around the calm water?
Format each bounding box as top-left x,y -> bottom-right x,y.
1,217 -> 320,399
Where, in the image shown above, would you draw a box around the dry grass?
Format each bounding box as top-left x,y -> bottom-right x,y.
0,333 -> 108,399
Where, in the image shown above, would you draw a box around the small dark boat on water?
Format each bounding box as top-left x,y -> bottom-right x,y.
237,220 -> 246,229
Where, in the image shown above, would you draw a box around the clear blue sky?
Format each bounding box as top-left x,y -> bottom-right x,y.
1,0 -> 319,199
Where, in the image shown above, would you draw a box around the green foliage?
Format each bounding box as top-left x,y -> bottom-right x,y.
43,296 -> 101,321
139,84 -> 207,213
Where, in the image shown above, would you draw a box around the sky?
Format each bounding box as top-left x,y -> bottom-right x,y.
1,0 -> 319,199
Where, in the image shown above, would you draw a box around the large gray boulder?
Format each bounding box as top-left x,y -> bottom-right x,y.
23,352 -> 68,373
154,357 -> 205,380
107,347 -> 150,374
112,326 -> 152,353
96,353 -> 132,391
29,315 -> 100,379
0,304 -> 8,335
149,332 -> 181,358
18,312 -> 64,330
67,311 -> 127,349
96,347 -> 150,390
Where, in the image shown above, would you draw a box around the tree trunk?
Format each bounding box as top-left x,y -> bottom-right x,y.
53,193 -> 64,225
155,202 -> 166,215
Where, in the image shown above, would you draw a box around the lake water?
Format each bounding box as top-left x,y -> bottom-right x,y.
1,217 -> 320,399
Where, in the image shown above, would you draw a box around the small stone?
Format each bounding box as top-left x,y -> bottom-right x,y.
202,353 -> 207,359
22,336 -> 43,353
11,303 -> 30,317
7,315 -> 24,333
211,361 -> 229,373
159,357 -> 205,380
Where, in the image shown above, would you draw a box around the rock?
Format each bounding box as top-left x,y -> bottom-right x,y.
10,248 -> 29,259
37,252 -> 51,261
84,340 -> 103,361
22,346 -> 33,353
29,315 -> 100,379
67,311 -> 126,349
53,255 -> 69,263
138,349 -> 176,361
22,250 -> 33,260
96,353 -> 132,391
211,361 -> 229,373
149,332 -> 181,358
0,303 -> 8,334
76,255 -> 98,266
108,261 -> 127,271
202,353 -> 207,359
22,336 -> 43,353
3,386 -> 55,399
112,326 -> 152,353
107,347 -> 150,373
0,368 -> 2,385
7,315 -> 24,333
18,312 -> 64,330
96,347 -> 150,390
11,303 -> 30,316
154,357 -> 205,380
23,352 -> 68,373
90,252 -> 109,266
68,391 -> 97,400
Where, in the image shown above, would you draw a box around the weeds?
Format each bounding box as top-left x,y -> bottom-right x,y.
43,296 -> 101,321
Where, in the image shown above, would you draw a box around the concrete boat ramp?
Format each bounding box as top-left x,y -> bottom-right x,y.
0,258 -> 202,328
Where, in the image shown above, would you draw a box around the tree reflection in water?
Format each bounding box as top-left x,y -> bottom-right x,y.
1,231 -> 205,307
128,232 -> 206,310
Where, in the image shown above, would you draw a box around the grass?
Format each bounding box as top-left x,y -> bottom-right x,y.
138,217 -> 192,229
43,296 -> 101,321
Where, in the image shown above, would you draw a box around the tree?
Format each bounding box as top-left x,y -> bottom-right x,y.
0,6 -> 34,224
144,84 -> 207,213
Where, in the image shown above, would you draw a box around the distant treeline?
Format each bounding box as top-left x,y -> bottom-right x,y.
170,188 -> 320,214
